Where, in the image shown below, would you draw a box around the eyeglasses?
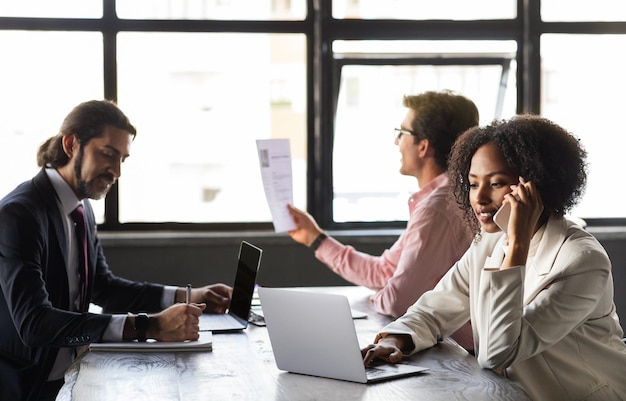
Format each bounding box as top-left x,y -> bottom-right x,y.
394,127 -> 420,141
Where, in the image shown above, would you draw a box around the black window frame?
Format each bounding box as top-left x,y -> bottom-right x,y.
1,0 -> 625,231
329,53 -> 514,229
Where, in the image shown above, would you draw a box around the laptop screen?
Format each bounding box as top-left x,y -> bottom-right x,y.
229,241 -> 262,319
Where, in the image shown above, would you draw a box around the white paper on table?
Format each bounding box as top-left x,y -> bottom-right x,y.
256,139 -> 297,232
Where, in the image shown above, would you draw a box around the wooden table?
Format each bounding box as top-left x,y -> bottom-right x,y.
56,286 -> 531,401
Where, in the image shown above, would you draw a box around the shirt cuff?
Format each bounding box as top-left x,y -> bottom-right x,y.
102,315 -> 126,341
162,285 -> 178,308
102,285 -> 178,342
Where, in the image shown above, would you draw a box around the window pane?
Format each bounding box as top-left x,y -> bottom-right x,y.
542,0 -> 626,22
541,35 -> 626,219
116,33 -> 306,223
0,0 -> 101,18
333,0 -> 516,20
116,0 -> 306,20
332,41 -> 517,223
0,31 -> 104,214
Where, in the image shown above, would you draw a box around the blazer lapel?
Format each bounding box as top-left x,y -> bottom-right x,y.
523,216 -> 567,304
478,217 -> 568,306
32,169 -> 72,308
33,170 -> 70,270
484,235 -> 507,270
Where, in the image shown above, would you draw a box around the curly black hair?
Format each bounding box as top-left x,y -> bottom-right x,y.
448,114 -> 588,238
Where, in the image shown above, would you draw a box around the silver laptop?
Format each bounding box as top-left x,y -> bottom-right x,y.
258,287 -> 428,383
199,241 -> 262,333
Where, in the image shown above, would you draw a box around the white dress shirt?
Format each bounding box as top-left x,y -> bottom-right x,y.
44,169 -> 176,380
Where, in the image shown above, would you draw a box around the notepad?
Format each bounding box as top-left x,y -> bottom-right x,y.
89,331 -> 213,352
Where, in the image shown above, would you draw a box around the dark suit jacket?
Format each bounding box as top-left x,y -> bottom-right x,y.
0,169 -> 165,401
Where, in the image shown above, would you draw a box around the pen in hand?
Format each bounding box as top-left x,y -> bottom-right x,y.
186,284 -> 191,304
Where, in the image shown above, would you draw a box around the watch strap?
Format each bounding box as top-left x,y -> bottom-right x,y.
310,233 -> 328,251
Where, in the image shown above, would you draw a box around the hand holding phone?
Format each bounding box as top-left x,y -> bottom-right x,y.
493,201 -> 511,232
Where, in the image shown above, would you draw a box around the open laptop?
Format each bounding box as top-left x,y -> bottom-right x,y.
249,290 -> 367,326
199,241 -> 262,333
258,287 -> 428,383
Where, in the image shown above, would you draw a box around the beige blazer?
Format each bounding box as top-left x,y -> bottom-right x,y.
379,216 -> 626,400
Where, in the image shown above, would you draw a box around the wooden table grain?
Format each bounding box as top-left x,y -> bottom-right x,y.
56,286 -> 531,401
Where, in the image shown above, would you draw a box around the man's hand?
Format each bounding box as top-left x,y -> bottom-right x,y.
124,302 -> 207,342
286,204 -> 323,247
178,284 -> 232,313
150,302 -> 206,341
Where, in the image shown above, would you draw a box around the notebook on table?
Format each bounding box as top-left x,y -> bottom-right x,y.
258,287 -> 428,383
199,241 -> 262,333
90,332 -> 213,352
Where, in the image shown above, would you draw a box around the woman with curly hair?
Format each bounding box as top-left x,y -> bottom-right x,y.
362,115 -> 626,400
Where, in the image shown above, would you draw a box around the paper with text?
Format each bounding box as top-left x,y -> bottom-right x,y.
256,139 -> 297,232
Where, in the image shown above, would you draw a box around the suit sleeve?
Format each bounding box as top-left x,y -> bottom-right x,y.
376,245 -> 474,352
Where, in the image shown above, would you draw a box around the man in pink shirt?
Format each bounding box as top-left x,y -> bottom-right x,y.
287,90 -> 478,352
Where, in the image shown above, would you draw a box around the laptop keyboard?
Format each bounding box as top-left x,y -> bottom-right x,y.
199,314 -> 240,331
365,366 -> 390,379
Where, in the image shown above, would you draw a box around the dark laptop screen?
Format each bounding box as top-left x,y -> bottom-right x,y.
229,241 -> 262,319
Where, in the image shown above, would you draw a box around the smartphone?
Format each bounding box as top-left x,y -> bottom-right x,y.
493,201 -> 511,232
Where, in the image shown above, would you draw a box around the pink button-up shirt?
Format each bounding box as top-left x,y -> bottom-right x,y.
315,173 -> 474,350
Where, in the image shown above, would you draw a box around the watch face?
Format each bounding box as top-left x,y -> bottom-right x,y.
134,313 -> 149,342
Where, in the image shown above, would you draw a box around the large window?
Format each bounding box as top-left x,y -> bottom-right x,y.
1,0 -> 625,230
0,31 -> 103,210
332,41 -> 517,222
540,34 -> 626,220
116,32 -> 306,223
332,0 -> 516,20
0,1 -> 307,229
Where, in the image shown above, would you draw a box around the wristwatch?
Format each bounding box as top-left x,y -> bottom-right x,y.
310,232 -> 328,251
134,313 -> 149,342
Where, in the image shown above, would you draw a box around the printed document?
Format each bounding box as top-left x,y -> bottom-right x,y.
256,139 -> 297,232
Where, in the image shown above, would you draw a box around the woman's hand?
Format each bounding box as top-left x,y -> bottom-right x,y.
361,335 -> 411,366
502,177 -> 544,268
